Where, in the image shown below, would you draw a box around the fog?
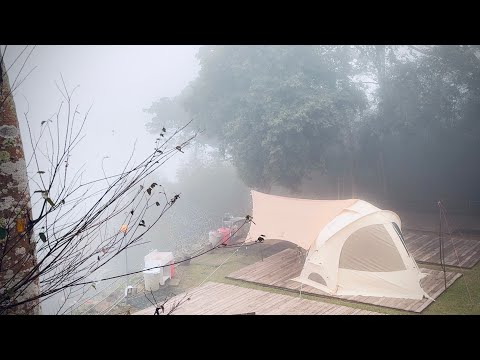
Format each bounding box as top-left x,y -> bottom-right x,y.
5,45 -> 201,183
3,45 -> 202,313
2,45 -> 480,314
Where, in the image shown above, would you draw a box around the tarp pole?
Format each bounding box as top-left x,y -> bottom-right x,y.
438,201 -> 446,290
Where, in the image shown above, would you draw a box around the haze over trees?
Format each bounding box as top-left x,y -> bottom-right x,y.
3,44 -> 480,315
146,45 -> 480,212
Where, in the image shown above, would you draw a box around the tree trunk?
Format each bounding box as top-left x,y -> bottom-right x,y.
374,46 -> 388,201
0,57 -> 40,314
350,152 -> 356,198
375,45 -> 386,100
337,177 -> 340,200
379,151 -> 388,199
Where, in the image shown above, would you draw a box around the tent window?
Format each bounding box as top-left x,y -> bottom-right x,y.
308,273 -> 327,286
339,224 -> 406,272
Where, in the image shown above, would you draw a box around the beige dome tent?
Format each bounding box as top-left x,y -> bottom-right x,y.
245,190 -> 431,300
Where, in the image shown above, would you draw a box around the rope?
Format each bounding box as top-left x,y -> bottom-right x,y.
438,203 -> 446,289
199,237 -> 252,288
68,277 -> 122,314
140,219 -> 258,315
78,258 -> 144,315
54,219 -> 255,291
102,278 -> 142,315
79,279 -> 126,315
297,246 -> 305,299
163,236 -> 255,315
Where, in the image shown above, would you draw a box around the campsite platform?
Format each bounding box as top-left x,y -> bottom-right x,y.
403,230 -> 480,268
226,249 -> 463,313
133,281 -> 382,315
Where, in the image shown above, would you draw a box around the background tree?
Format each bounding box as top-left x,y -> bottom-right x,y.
179,45 -> 367,192
145,45 -> 480,213
355,45 -> 480,209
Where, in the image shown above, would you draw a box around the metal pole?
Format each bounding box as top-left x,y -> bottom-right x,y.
439,202 -> 442,269
438,201 -> 446,290
124,246 -> 129,305
125,247 -> 128,286
337,177 -> 340,200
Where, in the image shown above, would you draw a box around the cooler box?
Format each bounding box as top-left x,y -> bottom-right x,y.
143,250 -> 174,288
143,269 -> 162,291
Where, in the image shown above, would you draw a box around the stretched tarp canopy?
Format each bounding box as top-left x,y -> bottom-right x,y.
246,190 -> 430,300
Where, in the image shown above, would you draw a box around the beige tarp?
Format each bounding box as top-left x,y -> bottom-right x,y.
246,191 -> 357,249
246,190 -> 431,300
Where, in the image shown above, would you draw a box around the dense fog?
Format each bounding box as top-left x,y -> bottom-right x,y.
2,45 -> 479,314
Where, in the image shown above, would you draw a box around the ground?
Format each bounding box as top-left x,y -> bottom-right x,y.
107,238 -> 480,315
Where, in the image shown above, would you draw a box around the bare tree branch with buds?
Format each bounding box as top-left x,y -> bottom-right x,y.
0,46 -> 197,314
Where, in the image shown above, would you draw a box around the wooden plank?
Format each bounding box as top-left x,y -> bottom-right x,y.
186,284 -> 238,314
265,297 -> 302,315
293,300 -> 329,315
257,293 -> 295,314
231,251 -> 293,281
210,286 -> 255,314
313,303 -> 338,315
227,249 -> 462,313
255,255 -> 302,282
134,282 -> 384,315
217,288 -> 271,315
404,230 -> 480,268
261,294 -> 300,314
323,305 -> 344,315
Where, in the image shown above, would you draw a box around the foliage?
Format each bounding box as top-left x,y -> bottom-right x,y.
354,46 -> 480,206
148,46 -> 367,191
146,45 -> 480,209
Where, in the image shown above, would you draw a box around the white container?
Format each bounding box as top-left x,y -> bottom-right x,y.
144,250 -> 174,266
143,250 -> 174,288
143,269 -> 162,291
124,285 -> 138,297
209,231 -> 222,247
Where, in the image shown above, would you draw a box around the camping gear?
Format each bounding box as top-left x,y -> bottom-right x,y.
143,250 -> 174,291
208,214 -> 249,247
209,230 -> 223,247
245,190 -> 430,300
143,269 -> 162,292
217,227 -> 232,245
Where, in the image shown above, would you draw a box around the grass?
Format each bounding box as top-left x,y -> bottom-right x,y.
421,263 -> 480,315
111,236 -> 480,315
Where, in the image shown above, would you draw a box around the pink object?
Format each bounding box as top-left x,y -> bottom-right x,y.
170,263 -> 175,278
217,227 -> 232,245
143,251 -> 174,286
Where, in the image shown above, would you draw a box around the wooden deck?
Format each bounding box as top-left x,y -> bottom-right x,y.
403,230 -> 480,268
227,249 -> 463,313
133,281 -> 382,315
